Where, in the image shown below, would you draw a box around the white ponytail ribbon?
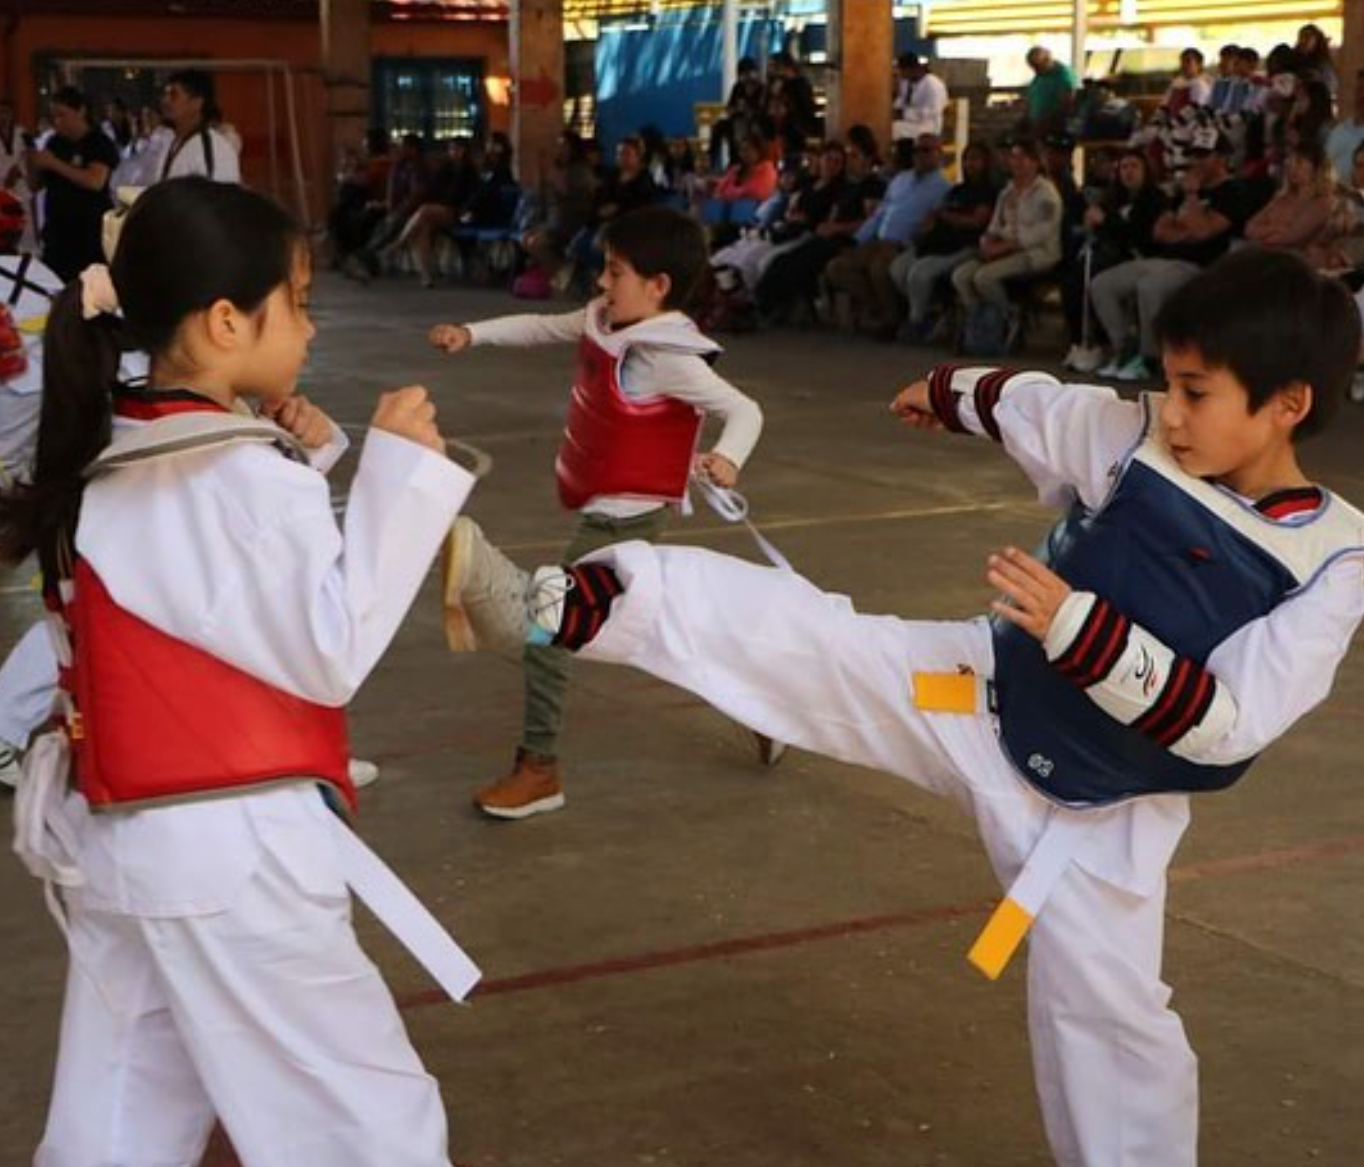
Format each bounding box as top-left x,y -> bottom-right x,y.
691,474 -> 793,572
78,264 -> 120,320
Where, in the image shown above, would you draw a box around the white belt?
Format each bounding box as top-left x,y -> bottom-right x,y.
12,734 -> 481,1005
968,810 -> 1097,980
691,474 -> 793,571
328,812 -> 481,1003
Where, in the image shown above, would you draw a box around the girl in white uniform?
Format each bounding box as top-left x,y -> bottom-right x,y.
2,177 -> 473,1167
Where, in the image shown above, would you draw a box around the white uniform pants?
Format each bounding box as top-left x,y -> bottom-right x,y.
35,827 -> 453,1167
0,621 -> 58,747
581,542 -> 1198,1167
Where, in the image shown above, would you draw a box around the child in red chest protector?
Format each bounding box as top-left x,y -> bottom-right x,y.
429,205 -> 772,819
3,177 -> 475,1167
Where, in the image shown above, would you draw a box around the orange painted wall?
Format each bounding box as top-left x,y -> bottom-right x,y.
2,13 -> 512,221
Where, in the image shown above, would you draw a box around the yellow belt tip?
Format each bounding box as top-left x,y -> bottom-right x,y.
967,897 -> 1034,981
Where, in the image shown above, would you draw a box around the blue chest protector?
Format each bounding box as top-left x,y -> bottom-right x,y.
991,425 -> 1358,807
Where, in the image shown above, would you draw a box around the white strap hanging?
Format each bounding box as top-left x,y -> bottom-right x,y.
691,474 -> 793,572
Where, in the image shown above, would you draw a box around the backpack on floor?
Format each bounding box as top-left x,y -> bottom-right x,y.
960,301 -> 1009,357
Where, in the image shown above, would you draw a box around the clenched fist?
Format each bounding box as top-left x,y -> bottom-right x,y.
372,386 -> 445,454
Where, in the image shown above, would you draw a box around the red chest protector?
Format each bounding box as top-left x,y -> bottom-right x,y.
55,388 -> 355,814
555,311 -> 713,511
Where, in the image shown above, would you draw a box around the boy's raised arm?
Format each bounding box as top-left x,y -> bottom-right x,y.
899,364 -> 1146,510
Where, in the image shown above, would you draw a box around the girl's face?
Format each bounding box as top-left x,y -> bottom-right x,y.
962,148 -> 986,181
238,252 -> 316,402
1119,155 -> 1146,191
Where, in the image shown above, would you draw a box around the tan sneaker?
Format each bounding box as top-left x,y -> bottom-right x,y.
442,517 -> 530,653
474,750 -> 565,819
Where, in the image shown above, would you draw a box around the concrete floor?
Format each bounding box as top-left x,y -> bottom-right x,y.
2,274 -> 1363,1167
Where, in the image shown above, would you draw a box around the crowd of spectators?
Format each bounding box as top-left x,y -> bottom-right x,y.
316,22 -> 1364,401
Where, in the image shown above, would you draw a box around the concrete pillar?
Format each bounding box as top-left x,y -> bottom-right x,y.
320,0 -> 371,170
1342,0 -> 1364,117
510,0 -> 565,192
824,0 -> 894,149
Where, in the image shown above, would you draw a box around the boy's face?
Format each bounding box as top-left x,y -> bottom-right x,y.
598,247 -> 669,327
1159,346 -> 1307,494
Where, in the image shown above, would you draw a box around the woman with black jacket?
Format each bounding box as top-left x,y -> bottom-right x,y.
1064,149 -> 1169,371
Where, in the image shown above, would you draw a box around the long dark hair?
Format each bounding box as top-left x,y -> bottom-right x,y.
0,177 -> 303,580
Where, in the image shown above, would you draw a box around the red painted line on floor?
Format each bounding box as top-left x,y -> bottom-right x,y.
399,898 -> 997,1013
1168,833 -> 1364,882
393,833 -> 1364,1013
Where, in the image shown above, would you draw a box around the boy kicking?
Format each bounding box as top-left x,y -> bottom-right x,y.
447,249 -> 1364,1165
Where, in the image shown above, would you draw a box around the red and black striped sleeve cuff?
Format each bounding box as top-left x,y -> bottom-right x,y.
926,365 -> 970,433
1131,658 -> 1218,748
553,562 -> 626,650
1052,597 -> 1131,687
973,369 -> 1014,443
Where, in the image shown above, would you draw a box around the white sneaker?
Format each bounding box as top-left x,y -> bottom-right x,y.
0,740 -> 21,790
349,758 -> 380,789
1096,357 -> 1126,379
526,566 -> 573,646
1113,354 -> 1153,383
441,518 -> 531,654
1069,345 -> 1105,374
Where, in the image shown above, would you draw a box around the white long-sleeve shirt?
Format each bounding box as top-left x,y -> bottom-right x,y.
466,300 -> 764,518
68,419 -> 472,917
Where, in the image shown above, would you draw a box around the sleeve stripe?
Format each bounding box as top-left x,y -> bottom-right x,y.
1085,611 -> 1131,685
1132,655 -> 1218,746
973,368 -> 1014,443
927,364 -> 969,433
1155,666 -> 1217,747
1055,599 -> 1130,686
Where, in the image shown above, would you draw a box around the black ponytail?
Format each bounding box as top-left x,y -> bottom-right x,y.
0,177 -> 302,579
0,282 -> 120,577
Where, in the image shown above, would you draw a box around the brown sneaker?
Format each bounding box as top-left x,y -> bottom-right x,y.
474,750 -> 565,820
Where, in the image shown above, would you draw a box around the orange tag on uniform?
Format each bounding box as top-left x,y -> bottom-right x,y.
912,671 -> 979,714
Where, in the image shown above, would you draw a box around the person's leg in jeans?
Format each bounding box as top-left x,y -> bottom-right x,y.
1089,258 -> 1152,361
905,249 -> 971,330
866,239 -> 908,328
1135,259 -> 1200,360
972,251 -> 1037,312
